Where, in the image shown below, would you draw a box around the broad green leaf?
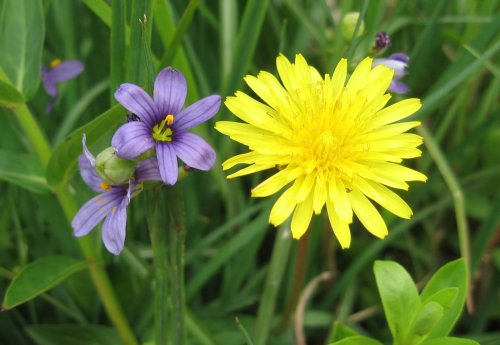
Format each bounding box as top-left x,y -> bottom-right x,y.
2,256 -> 86,309
420,259 -> 467,338
0,150 -> 50,193
421,337 -> 480,345
330,336 -> 384,345
373,260 -> 421,343
407,302 -> 444,345
0,80 -> 25,107
422,287 -> 458,313
46,104 -> 127,188
328,323 -> 361,343
26,325 -> 120,345
0,0 -> 44,99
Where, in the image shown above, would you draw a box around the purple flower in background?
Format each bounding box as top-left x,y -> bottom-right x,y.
373,53 -> 410,94
72,135 -> 161,255
42,59 -> 84,113
112,67 -> 221,185
374,32 -> 391,53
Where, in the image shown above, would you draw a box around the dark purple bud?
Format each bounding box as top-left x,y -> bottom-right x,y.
374,32 -> 391,53
126,113 -> 141,122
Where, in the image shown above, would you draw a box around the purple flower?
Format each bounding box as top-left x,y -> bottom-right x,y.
42,59 -> 84,113
374,32 -> 391,53
111,67 -> 221,185
373,53 -> 409,94
72,135 -> 161,255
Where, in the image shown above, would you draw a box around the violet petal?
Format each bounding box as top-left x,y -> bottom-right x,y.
78,155 -> 103,192
174,95 -> 221,133
154,67 -> 187,119
101,201 -> 128,255
136,157 -> 162,182
112,121 -> 155,159
51,60 -> 85,82
388,53 -> 409,64
173,133 -> 216,171
388,80 -> 409,94
41,65 -> 58,97
157,142 -> 178,185
115,83 -> 159,127
78,135 -> 102,192
72,188 -> 126,237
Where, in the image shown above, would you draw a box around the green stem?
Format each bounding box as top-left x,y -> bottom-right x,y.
253,221 -> 293,345
10,104 -> 138,345
417,124 -> 472,311
167,184 -> 187,345
146,188 -> 170,345
277,230 -> 309,331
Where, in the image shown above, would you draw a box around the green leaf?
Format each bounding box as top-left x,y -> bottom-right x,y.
26,325 -> 121,345
0,150 -> 50,193
46,104 -> 127,188
420,337 -> 480,345
0,79 -> 25,107
0,0 -> 44,99
422,287 -> 458,313
407,302 -> 444,345
2,256 -> 86,309
330,336 -> 384,345
328,322 -> 361,343
373,260 -> 421,343
420,259 -> 467,338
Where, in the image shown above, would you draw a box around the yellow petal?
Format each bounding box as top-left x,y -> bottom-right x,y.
226,164 -> 275,179
269,179 -> 302,226
328,177 -> 353,223
290,190 -> 314,239
345,57 -> 373,96
326,200 -> 351,248
225,92 -> 278,129
252,166 -> 302,197
222,151 -> 259,170
370,98 -> 422,129
370,162 -> 428,182
349,189 -> 388,239
352,178 -> 413,219
295,172 -> 315,203
312,173 -> 327,215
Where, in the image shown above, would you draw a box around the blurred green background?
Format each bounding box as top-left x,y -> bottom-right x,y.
0,0 -> 499,344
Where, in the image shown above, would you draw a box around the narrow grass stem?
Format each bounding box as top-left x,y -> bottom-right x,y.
253,221 -> 293,345
11,104 -> 138,345
417,124 -> 472,312
166,184 -> 187,345
146,188 -> 170,345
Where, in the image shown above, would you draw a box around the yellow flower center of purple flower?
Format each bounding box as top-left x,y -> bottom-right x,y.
50,58 -> 62,68
152,114 -> 175,142
100,182 -> 112,190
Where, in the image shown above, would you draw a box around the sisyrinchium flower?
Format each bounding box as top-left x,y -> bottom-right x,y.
72,135 -> 161,255
111,67 -> 221,185
216,54 -> 427,248
41,59 -> 84,113
373,53 -> 410,94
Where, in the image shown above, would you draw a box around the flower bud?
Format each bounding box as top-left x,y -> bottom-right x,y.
95,147 -> 135,185
341,12 -> 365,42
374,32 -> 391,53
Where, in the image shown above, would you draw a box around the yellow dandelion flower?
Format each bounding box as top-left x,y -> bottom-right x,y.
215,54 -> 427,248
